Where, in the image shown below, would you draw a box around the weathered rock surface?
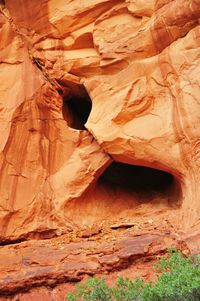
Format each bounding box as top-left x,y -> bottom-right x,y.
0,0 -> 199,299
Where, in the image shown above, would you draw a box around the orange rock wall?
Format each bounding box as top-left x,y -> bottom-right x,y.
0,0 -> 200,299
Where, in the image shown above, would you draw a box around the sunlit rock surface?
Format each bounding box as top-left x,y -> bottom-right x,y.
0,0 -> 199,299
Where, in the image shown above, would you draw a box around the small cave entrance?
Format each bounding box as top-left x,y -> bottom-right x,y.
62,87 -> 92,130
98,161 -> 180,204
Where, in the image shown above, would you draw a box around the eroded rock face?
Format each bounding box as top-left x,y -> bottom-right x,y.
0,0 -> 199,298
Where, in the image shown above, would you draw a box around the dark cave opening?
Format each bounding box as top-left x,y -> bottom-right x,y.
99,161 -> 179,202
65,161 -> 182,228
62,92 -> 92,130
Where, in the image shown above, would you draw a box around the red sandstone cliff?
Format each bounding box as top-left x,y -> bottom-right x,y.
0,0 -> 200,299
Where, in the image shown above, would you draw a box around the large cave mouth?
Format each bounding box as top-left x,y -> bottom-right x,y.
62,90 -> 92,130
65,161 -> 181,227
98,161 -> 180,203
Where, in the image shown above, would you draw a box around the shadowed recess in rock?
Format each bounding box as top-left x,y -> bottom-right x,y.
62,88 -> 92,130
65,162 -> 181,228
99,162 -> 179,200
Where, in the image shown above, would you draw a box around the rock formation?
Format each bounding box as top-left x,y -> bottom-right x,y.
0,0 -> 199,299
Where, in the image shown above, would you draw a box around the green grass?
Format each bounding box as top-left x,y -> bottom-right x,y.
66,249 -> 200,301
